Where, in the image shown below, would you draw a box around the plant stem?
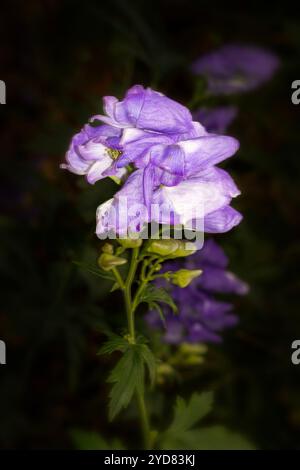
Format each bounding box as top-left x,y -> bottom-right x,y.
112,267 -> 125,290
136,389 -> 151,450
123,246 -> 152,449
124,247 -> 139,340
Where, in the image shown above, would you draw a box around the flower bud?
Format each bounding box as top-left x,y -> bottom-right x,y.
171,269 -> 202,288
97,253 -> 127,271
102,243 -> 114,254
184,356 -> 205,365
117,237 -> 142,248
146,239 -> 179,257
168,240 -> 197,258
179,343 -> 207,356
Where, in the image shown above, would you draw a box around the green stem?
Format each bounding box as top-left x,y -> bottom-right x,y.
112,267 -> 125,290
132,257 -> 163,313
124,247 -> 139,340
123,247 -> 152,449
136,390 -> 151,450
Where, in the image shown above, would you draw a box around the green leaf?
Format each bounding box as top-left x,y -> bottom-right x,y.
70,429 -> 125,450
139,284 -> 177,314
106,341 -> 157,421
73,260 -> 115,281
161,392 -> 255,450
186,426 -> 256,450
136,343 -> 157,386
107,345 -> 145,421
98,334 -> 129,355
167,392 -> 213,435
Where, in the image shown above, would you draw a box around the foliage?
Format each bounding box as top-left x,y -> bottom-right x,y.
161,392 -> 254,450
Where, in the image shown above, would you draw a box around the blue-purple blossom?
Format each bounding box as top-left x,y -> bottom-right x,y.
93,84 -> 194,135
146,239 -> 249,344
61,124 -> 126,184
96,166 -> 242,236
96,114 -> 241,236
193,106 -> 238,134
61,85 -> 243,236
192,44 -> 279,95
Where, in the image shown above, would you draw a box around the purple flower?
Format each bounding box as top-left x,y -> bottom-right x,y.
192,44 -> 279,95
61,85 -> 243,237
193,106 -> 238,134
186,238 -> 249,295
95,117 -> 241,235
93,84 -> 194,135
146,239 -> 248,344
61,124 -> 126,184
116,122 -> 239,185
96,166 -> 242,237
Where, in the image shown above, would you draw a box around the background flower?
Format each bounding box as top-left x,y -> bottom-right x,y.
193,106 -> 238,134
146,239 -> 248,343
192,44 -> 279,95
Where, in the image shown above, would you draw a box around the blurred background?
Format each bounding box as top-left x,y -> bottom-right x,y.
1,0 -> 300,449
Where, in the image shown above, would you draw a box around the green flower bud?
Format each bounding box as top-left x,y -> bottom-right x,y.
179,343 -> 207,356
184,356 -> 205,366
97,253 -> 127,271
117,237 -> 142,248
102,242 -> 114,254
171,269 -> 202,288
146,239 -> 179,257
168,240 -> 197,258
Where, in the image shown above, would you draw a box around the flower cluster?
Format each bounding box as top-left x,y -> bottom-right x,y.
62,85 -> 242,237
146,239 -> 249,344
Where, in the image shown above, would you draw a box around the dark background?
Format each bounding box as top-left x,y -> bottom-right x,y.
1,0 -> 300,449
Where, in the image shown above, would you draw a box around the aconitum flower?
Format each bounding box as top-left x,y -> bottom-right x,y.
146,239 -> 248,344
96,165 -> 242,237
193,106 -> 238,134
96,119 -> 241,236
61,85 -> 243,237
61,124 -> 126,184
192,44 -> 279,95
92,84 -> 194,135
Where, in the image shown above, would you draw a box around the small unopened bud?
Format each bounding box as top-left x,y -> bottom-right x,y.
117,238 -> 142,248
102,243 -> 114,254
179,343 -> 207,356
171,269 -> 202,288
185,356 -> 205,365
97,253 -> 127,271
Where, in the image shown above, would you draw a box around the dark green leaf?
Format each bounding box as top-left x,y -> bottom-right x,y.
98,334 -> 129,355
107,345 -> 145,421
136,343 -> 157,386
139,284 -> 177,314
70,429 -> 125,450
168,392 -> 213,435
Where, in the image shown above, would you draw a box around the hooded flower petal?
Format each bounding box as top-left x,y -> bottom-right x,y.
203,205 -> 242,233
152,166 -> 240,227
179,134 -> 239,176
93,85 -> 194,134
96,170 -> 149,237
